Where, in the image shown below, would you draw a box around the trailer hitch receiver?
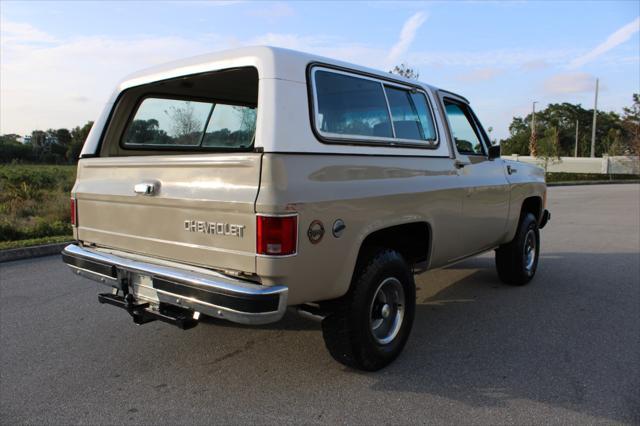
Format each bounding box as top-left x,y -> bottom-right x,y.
98,292 -> 198,330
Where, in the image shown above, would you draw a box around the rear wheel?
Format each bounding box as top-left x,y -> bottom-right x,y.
495,212 -> 540,285
321,249 -> 415,371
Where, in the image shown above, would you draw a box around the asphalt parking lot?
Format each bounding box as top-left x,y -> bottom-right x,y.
1,184 -> 639,425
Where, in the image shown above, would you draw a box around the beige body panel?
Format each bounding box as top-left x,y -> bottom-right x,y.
255,154 -> 518,305
74,154 -> 260,273
502,159 -> 547,241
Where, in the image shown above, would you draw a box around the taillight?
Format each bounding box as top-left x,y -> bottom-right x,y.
256,215 -> 297,256
70,197 -> 77,226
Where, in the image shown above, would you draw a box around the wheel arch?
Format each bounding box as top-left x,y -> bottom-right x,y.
353,221 -> 432,276
520,195 -> 543,223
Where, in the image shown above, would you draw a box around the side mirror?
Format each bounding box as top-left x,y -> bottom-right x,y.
488,144 -> 501,160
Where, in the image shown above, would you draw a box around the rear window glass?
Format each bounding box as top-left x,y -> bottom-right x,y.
122,97 -> 256,149
314,71 -> 392,138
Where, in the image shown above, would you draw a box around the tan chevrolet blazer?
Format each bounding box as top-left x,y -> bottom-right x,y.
62,46 -> 550,371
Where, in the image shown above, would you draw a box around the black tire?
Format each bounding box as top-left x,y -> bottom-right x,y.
495,212 -> 540,286
321,249 -> 415,371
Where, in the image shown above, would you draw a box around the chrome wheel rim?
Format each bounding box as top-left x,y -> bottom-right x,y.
524,229 -> 537,272
369,277 -> 405,345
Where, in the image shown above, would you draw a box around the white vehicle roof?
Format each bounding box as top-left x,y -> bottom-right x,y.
117,45 -> 441,93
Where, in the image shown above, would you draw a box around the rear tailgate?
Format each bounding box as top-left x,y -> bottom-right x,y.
74,153 -> 260,273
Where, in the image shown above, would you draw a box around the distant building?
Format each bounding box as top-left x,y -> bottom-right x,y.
22,135 -> 32,144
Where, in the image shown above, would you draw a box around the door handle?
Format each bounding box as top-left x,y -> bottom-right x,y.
507,165 -> 517,175
454,160 -> 469,169
134,182 -> 157,195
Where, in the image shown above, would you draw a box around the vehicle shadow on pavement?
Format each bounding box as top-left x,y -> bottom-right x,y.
367,252 -> 639,423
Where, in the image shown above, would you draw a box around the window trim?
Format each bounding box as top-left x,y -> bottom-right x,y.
119,93 -> 257,152
442,97 -> 488,157
307,64 -> 440,149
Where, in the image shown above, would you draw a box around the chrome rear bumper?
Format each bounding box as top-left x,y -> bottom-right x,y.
61,244 -> 287,325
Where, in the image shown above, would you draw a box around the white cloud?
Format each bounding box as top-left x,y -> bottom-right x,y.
543,72 -> 598,94
569,17 -> 640,69
0,19 -> 57,44
456,68 -> 504,82
1,22 -> 215,134
387,12 -> 427,66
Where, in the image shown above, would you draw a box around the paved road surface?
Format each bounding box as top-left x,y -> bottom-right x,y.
1,184 -> 639,424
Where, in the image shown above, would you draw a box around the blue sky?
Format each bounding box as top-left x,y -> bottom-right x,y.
1,1 -> 638,139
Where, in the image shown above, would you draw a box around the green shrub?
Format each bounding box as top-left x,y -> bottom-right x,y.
0,165 -> 76,242
546,172 -> 640,182
0,220 -> 23,241
0,141 -> 35,163
0,165 -> 74,191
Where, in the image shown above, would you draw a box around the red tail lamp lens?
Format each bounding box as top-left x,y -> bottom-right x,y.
257,215 -> 297,256
70,198 -> 77,226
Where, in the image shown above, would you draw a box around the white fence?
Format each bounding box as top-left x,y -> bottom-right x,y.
503,155 -> 640,175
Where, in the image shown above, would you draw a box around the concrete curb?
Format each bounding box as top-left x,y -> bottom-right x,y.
0,242 -> 71,263
547,180 -> 640,187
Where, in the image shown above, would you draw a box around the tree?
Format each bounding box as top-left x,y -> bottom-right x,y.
67,121 -> 93,163
486,126 -> 496,145
0,134 -> 33,163
603,128 -> 623,156
621,93 -> 640,155
55,128 -> 72,147
0,134 -> 21,144
390,63 -> 420,80
500,101 -> 631,157
29,130 -> 47,161
166,102 -> 202,144
536,127 -> 561,171
500,117 -> 530,155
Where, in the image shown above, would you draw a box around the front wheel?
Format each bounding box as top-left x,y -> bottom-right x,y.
495,212 -> 540,285
321,249 -> 415,371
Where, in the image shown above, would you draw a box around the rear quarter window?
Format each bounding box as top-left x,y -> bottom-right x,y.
314,70 -> 392,139
311,67 -> 438,148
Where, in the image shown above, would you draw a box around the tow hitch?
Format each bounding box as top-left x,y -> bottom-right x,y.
98,292 -> 199,330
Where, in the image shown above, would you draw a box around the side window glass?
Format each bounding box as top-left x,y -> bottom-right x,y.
314,71 -> 392,138
384,86 -> 436,142
444,102 -> 485,155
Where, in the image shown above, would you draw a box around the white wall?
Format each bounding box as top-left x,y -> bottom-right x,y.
503,155 -> 639,175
